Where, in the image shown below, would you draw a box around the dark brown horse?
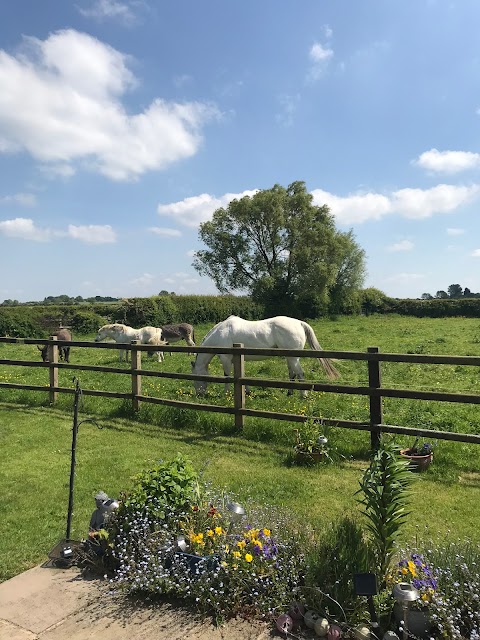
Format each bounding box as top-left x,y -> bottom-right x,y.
38,328 -> 72,362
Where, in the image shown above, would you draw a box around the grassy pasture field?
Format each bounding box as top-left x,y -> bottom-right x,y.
1,314 -> 480,581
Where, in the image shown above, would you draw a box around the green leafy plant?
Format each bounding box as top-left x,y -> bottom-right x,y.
306,516 -> 374,622
356,438 -> 413,584
116,454 -> 200,524
292,420 -> 343,465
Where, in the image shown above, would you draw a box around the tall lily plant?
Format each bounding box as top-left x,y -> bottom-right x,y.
356,438 -> 413,585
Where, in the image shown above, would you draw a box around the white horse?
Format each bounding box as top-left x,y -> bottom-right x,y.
94,323 -> 166,362
191,315 -> 339,398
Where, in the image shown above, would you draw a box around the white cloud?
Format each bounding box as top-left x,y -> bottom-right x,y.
311,189 -> 392,224
307,42 -> 334,81
275,93 -> 301,127
77,0 -> 141,25
472,249 -> 480,257
173,74 -> 193,88
446,227 -> 465,236
66,224 -> 116,244
392,184 -> 479,218
0,30 -> 219,181
387,240 -> 414,252
130,272 -> 154,287
186,249 -> 196,257
312,183 -> 479,224
157,189 -> 258,227
149,227 -> 182,237
0,218 -> 116,243
0,217 -> 50,241
0,193 -> 36,206
384,273 -> 425,282
413,148 -> 480,174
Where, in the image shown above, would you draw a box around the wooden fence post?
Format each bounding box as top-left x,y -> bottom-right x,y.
131,340 -> 141,411
49,335 -> 58,404
232,343 -> 245,430
367,346 -> 382,451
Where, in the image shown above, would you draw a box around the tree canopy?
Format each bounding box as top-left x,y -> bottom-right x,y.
193,181 -> 366,317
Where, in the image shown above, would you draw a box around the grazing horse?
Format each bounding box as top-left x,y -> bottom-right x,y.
38,328 -> 72,363
94,323 -> 166,362
191,315 -> 339,398
161,323 -> 196,354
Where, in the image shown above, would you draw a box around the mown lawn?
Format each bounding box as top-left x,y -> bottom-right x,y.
1,315 -> 480,581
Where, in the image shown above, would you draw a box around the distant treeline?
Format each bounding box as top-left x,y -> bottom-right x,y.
0,295 -> 120,306
420,284 -> 480,300
2,291 -> 480,338
0,295 -> 263,338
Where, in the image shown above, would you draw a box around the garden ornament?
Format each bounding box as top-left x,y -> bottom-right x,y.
317,435 -> 328,446
314,617 -> 330,636
327,624 -> 342,639
275,613 -> 293,635
304,610 -> 320,628
176,535 -> 190,552
288,601 -> 305,620
89,491 -> 118,533
352,625 -> 371,639
226,501 -> 245,521
392,583 -> 420,640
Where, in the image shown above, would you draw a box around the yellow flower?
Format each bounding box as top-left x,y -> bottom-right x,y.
401,567 -> 408,575
253,540 -> 263,550
245,553 -> 253,563
237,540 -> 246,549
215,526 -> 224,535
232,551 -> 241,559
263,528 -> 271,536
207,529 -> 214,537
407,561 -> 416,577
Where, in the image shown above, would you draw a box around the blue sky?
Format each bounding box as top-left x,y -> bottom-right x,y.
1,0 -> 480,302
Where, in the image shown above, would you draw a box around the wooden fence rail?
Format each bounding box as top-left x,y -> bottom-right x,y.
1,336 -> 480,448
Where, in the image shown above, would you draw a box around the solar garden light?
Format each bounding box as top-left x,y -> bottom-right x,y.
353,573 -> 380,634
392,582 -> 420,640
317,435 -> 328,446
226,501 -> 246,533
176,535 -> 190,553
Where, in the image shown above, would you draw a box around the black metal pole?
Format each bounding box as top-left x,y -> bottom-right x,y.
65,378 -> 81,540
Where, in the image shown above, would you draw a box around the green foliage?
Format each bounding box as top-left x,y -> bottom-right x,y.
356,438 -> 413,583
117,455 -> 199,524
0,304 -> 118,337
111,475 -> 307,621
306,516 -> 374,621
118,294 -> 263,327
70,310 -> 107,334
193,181 -> 366,318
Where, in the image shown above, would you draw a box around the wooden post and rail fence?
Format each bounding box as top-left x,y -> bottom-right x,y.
1,336 -> 480,449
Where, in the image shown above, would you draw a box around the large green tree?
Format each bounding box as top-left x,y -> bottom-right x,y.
193,181 -> 366,317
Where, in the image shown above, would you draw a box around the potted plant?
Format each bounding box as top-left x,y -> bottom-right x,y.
293,419 -> 330,464
391,552 -> 438,639
399,439 -> 434,472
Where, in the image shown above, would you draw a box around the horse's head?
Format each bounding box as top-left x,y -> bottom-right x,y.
94,326 -> 108,342
37,345 -> 49,362
191,357 -> 207,396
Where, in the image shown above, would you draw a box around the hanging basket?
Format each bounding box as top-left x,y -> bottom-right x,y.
400,449 -> 433,472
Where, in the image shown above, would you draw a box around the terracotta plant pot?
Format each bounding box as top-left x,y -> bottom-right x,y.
295,450 -> 325,463
400,449 -> 433,472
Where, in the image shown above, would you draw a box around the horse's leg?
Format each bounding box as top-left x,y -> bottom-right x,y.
287,358 -> 308,398
219,355 -> 233,393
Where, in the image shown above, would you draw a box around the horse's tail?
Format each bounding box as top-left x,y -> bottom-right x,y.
301,321 -> 340,380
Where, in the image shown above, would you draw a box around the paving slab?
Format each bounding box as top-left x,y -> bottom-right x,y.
0,565 -> 274,640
